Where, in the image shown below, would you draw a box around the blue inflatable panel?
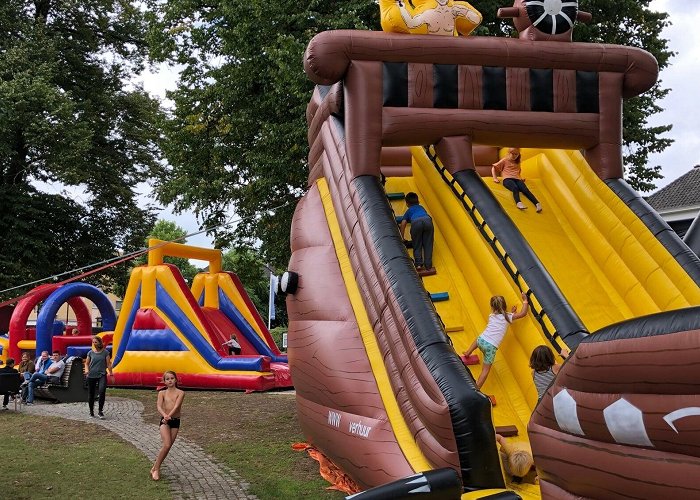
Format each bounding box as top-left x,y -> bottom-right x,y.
155,283 -> 267,371
36,283 -> 117,356
218,290 -> 287,363
112,287 -> 141,367
126,329 -> 189,352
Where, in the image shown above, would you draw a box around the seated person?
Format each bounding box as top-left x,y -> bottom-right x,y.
1,358 -> 21,410
496,434 -> 537,484
18,352 -> 35,382
34,350 -> 51,372
25,351 -> 65,405
222,333 -> 242,355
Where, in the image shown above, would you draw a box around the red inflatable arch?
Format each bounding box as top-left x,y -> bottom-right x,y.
8,284 -> 91,360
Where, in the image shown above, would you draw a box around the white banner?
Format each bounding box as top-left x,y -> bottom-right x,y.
268,274 -> 278,328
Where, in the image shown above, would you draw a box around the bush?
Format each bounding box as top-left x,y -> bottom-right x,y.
269,326 -> 288,351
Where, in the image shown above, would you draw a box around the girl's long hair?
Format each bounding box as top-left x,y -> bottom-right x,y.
163,370 -> 179,388
490,295 -> 511,323
92,336 -> 104,350
509,148 -> 521,163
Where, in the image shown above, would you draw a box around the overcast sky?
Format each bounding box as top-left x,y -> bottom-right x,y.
647,0 -> 700,187
136,1 -> 698,248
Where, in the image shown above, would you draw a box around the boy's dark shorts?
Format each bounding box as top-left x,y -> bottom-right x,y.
160,417 -> 181,428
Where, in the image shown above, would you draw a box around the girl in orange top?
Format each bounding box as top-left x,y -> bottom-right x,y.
492,148 -> 542,212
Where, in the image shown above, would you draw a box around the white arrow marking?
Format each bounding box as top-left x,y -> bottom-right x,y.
663,407 -> 700,433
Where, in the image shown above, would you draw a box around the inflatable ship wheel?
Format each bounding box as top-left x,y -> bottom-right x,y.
525,0 -> 578,35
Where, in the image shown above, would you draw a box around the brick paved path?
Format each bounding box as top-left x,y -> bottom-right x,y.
24,398 -> 258,500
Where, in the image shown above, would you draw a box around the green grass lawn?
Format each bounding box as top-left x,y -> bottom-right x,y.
0,411 -> 170,500
110,389 -> 345,499
1,389 -> 346,499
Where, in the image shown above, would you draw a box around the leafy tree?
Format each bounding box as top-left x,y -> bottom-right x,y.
146,0 -> 671,274
131,220 -> 201,286
145,1 -> 379,268
221,246 -> 271,319
0,185 -> 154,300
575,0 -> 673,191
0,1 -> 163,298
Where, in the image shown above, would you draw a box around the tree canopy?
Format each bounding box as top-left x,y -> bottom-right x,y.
146,0 -> 379,268
147,1 -> 671,270
0,1 -> 163,299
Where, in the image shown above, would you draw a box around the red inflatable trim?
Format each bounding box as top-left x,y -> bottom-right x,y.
52,335 -> 93,354
111,371 -> 280,391
8,284 -> 92,360
133,308 -> 167,330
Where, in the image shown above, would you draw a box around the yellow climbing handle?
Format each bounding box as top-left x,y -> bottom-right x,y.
147,238 -> 222,274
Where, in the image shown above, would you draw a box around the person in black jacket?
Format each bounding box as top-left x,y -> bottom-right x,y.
0,358 -> 21,409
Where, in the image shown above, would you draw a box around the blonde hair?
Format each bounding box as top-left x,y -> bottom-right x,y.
490,295 -> 511,323
508,448 -> 534,478
508,147 -> 521,163
163,370 -> 178,387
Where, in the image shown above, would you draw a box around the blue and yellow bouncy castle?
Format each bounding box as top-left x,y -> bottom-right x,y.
111,239 -> 291,391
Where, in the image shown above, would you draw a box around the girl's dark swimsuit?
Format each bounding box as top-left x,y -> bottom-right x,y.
160,416 -> 181,428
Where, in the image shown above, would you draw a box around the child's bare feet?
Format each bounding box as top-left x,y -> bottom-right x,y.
516,202 -> 527,210
535,203 -> 542,213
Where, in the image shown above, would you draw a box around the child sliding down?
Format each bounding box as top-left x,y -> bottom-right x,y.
464,293 -> 529,389
492,147 -> 542,212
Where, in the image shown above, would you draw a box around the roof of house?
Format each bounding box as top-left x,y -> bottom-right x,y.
647,165 -> 700,210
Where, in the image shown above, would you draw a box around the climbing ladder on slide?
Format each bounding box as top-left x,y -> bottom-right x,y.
386,189 -> 464,335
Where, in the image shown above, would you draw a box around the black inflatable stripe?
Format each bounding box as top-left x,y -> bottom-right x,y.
433,64 -> 458,109
478,492 -> 523,500
452,169 -> 588,347
347,468 -> 463,499
576,71 -> 599,113
530,69 -> 553,112
605,178 -> 700,287
383,62 -> 408,107
351,172 -> 505,491
482,66 -> 507,110
584,306 -> 700,343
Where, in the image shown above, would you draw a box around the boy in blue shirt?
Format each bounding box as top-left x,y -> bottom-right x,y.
400,192 -> 435,273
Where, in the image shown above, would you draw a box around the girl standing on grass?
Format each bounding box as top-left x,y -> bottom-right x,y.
151,370 -> 185,481
463,293 -> 529,389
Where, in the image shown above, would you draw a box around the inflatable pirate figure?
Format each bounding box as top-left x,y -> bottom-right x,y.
498,0 -> 592,41
379,0 -> 482,36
